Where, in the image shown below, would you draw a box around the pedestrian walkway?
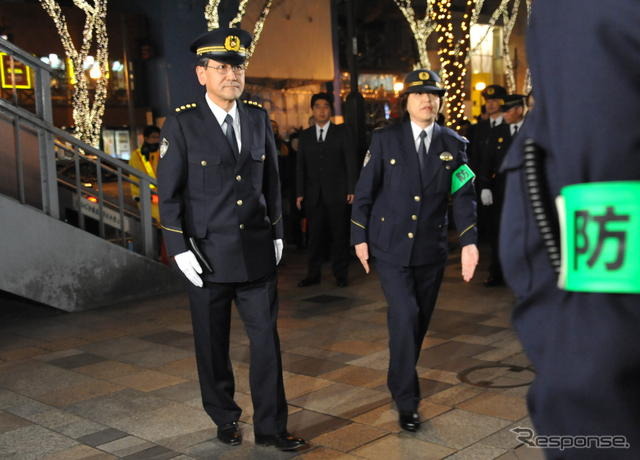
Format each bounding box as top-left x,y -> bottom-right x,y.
0,248 -> 543,459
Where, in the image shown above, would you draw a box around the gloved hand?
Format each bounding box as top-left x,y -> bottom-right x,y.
480,188 -> 494,206
274,239 -> 283,265
174,250 -> 203,287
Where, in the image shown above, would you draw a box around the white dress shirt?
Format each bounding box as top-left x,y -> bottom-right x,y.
489,115 -> 504,128
205,93 -> 242,153
315,121 -> 330,142
411,121 -> 435,153
510,120 -> 524,136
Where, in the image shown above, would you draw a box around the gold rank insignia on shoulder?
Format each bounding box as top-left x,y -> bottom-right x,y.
439,152 -> 453,162
175,103 -> 197,113
243,99 -> 263,108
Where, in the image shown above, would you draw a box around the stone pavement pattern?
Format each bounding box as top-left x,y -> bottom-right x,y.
0,248 -> 544,459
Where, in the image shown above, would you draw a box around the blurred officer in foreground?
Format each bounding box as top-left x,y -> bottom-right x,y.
157,28 -> 304,451
351,70 -> 479,432
479,94 -> 526,286
500,1 -> 640,458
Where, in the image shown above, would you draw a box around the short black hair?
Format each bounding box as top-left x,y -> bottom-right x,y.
196,56 -> 210,68
143,125 -> 160,138
310,92 -> 334,111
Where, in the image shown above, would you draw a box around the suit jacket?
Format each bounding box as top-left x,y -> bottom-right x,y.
351,121 -> 477,267
479,123 -> 513,199
157,96 -> 283,283
296,123 -> 357,207
469,118 -> 504,171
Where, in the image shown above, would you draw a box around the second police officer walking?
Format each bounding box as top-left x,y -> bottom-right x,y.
351,70 -> 479,432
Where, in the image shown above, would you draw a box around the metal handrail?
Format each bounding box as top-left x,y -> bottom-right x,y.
0,38 -> 158,259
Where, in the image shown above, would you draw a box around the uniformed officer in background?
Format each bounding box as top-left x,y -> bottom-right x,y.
157,27 -> 305,451
469,84 -> 507,168
479,94 -> 526,286
500,1 -> 640,457
351,69 -> 479,432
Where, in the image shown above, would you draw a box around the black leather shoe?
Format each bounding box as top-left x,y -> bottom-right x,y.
297,277 -> 320,287
483,276 -> 505,287
255,432 -> 306,451
217,422 -> 242,446
336,278 -> 348,287
399,411 -> 421,432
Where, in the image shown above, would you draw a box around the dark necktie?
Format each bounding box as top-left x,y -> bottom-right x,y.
418,130 -> 427,181
512,124 -> 519,136
318,128 -> 324,143
225,114 -> 239,157
491,120 -> 496,128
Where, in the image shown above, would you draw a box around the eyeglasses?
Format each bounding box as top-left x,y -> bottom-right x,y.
205,64 -> 246,75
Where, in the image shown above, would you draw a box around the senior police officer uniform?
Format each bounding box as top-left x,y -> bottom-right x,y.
500,1 -> 640,458
158,28 -> 304,451
351,70 -> 477,430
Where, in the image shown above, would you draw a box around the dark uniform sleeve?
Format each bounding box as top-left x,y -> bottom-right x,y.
350,132 -> 383,245
157,115 -> 188,256
262,113 -> 284,239
343,126 -> 358,194
451,138 -> 478,247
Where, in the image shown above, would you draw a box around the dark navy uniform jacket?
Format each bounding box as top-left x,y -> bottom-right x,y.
157,96 -> 283,283
351,121 -> 477,266
500,0 -> 640,453
479,123 -> 513,200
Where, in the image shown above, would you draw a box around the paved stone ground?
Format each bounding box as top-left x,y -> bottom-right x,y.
0,245 -> 544,459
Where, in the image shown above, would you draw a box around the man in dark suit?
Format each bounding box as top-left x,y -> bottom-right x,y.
157,27 -> 304,452
479,94 -> 526,286
351,70 -> 479,432
296,93 -> 357,287
500,1 -> 640,457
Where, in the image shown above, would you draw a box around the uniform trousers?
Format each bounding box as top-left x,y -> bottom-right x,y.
306,197 -> 349,280
186,271 -> 288,436
375,258 -> 445,412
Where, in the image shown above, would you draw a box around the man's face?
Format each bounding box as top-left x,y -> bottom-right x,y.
406,92 -> 440,125
144,132 -> 161,146
312,99 -> 331,124
195,58 -> 245,105
504,106 -> 524,124
485,98 -> 502,116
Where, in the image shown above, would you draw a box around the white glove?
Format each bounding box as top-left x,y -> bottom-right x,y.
274,239 -> 283,265
480,189 -> 494,206
174,250 -> 203,287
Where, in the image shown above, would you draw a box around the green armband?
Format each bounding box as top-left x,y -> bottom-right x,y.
557,181 -> 640,294
451,164 -> 475,194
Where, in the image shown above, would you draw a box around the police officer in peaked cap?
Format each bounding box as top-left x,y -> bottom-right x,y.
351,69 -> 479,432
157,27 -> 305,451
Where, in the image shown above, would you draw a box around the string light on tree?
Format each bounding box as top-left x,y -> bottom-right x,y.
392,0 -> 438,69
39,0 -> 109,147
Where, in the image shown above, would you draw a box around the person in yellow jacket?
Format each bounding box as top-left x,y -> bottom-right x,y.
129,125 -> 161,221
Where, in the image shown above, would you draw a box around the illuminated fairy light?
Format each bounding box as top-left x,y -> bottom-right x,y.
205,0 -> 222,30
502,0 -> 520,93
433,0 -> 473,132
523,0 -> 532,94
39,0 -> 109,148
393,0 -> 438,69
246,0 -> 273,64
231,0 -> 249,27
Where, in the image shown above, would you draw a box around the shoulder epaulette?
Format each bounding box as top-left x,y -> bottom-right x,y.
243,99 -> 264,109
175,103 -> 197,113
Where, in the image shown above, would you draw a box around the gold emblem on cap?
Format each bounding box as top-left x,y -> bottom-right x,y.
439,152 -> 453,162
487,87 -> 495,95
224,35 -> 241,52
418,71 -> 430,81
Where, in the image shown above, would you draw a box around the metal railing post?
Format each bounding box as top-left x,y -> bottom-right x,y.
35,64 -> 59,218
139,177 -> 154,258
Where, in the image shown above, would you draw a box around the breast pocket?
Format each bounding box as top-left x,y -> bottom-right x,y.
250,149 -> 266,190
188,154 -> 222,193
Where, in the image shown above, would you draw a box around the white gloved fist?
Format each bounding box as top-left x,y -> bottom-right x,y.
274,239 -> 283,265
480,188 -> 494,206
174,250 -> 203,287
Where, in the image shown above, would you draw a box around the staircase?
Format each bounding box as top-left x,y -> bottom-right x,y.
0,37 -> 183,312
